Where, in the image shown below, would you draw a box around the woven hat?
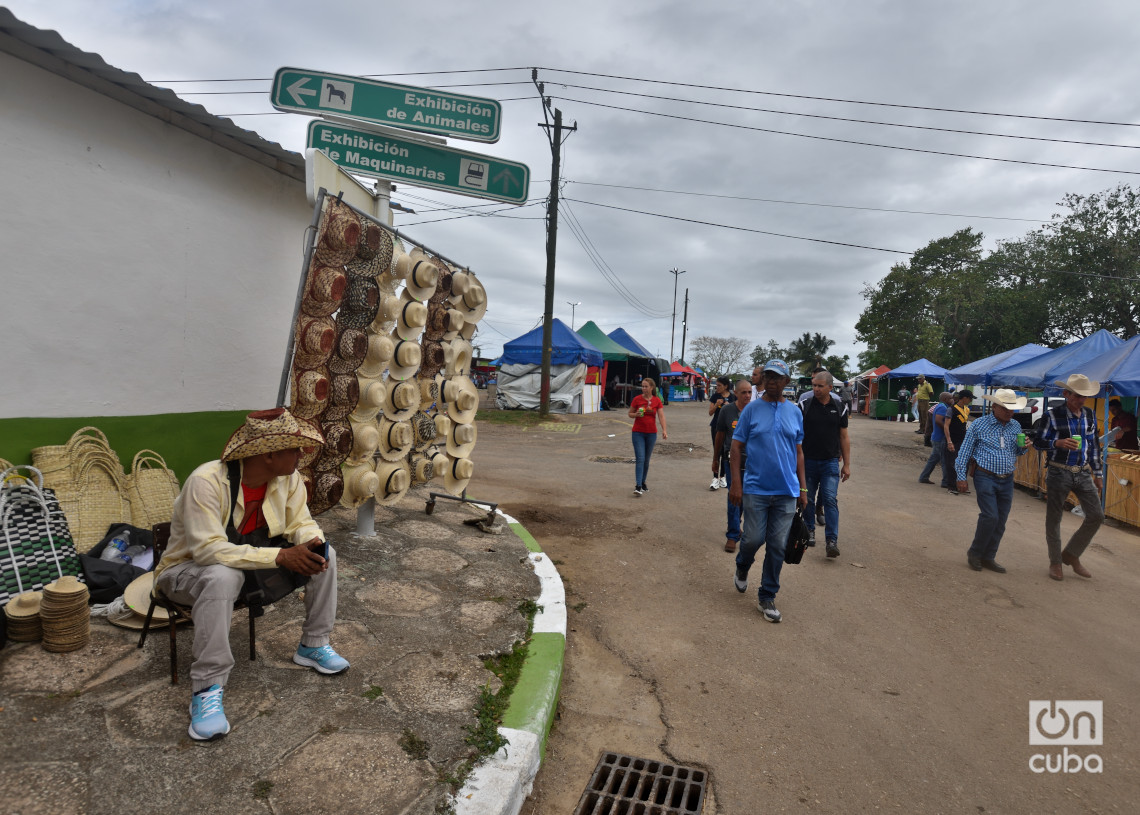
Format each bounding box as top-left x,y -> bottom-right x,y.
419,339 -> 445,380
1053,373 -> 1100,397
450,275 -> 487,322
290,366 -> 330,419
441,454 -> 475,496
314,200 -> 362,267
458,319 -> 478,342
411,411 -> 438,449
443,339 -> 473,378
321,374 -> 360,422
308,470 -> 344,515
397,293 -> 430,341
5,590 -> 42,618
429,260 -> 454,305
450,270 -> 474,299
347,417 -> 380,462
340,460 -> 380,508
357,333 -> 395,379
388,338 -> 423,381
222,408 -> 325,462
313,420 -> 353,472
301,266 -> 347,318
327,327 -> 369,375
297,417 -> 325,469
419,377 -> 440,410
377,416 -> 415,461
404,252 -> 440,302
440,376 -> 479,424
409,453 -> 435,484
336,275 -> 381,331
355,222 -> 383,261
391,247 -> 414,281
293,316 -> 337,370
122,572 -> 171,622
385,378 -> 421,421
351,375 -> 387,422
443,308 -> 466,342
434,414 -> 452,442
446,421 -> 477,458
374,459 -> 411,506
980,388 -> 1028,410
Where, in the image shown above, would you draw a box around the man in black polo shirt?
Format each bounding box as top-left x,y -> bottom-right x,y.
712,379 -> 752,553
801,371 -> 851,558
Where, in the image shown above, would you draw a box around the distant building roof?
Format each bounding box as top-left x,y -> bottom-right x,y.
0,8 -> 304,181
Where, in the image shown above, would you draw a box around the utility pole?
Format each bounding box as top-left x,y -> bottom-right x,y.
680,288 -> 689,364
668,268 -> 686,362
566,301 -> 581,330
534,70 -> 576,416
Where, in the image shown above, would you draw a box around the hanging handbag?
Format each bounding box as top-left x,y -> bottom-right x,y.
225,461 -> 309,610
784,507 -> 810,565
1,466 -> 84,606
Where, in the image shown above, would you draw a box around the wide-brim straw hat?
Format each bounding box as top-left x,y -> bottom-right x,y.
351,375 -> 387,422
445,421 -> 478,458
458,319 -> 478,342
410,411 -> 438,450
314,200 -> 362,267
323,373 -> 362,421
123,572 -> 171,621
441,454 -> 475,495
419,377 -> 440,410
442,309 -> 466,342
377,416 -> 415,461
1053,373 -> 1100,397
326,327 -> 369,375
409,453 -> 435,484
443,340 -> 473,378
419,339 -> 445,380
450,276 -> 487,322
340,460 -> 380,508
979,388 -> 1028,411
308,470 -> 345,515
374,459 -> 411,506
404,251 -> 440,302
450,270 -> 474,299
336,275 -> 380,331
313,420 -> 352,472
385,378 -> 421,421
357,333 -> 395,379
301,265 -> 347,318
297,417 -> 324,469
388,338 -> 423,381
440,376 -> 479,424
290,366 -> 330,419
347,416 -> 380,461
434,414 -> 452,443
5,591 -> 42,618
354,221 -> 390,263
428,259 -> 454,305
223,408 -> 325,461
293,316 -> 336,370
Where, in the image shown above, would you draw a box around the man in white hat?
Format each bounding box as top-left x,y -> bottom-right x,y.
155,408 -> 350,742
1033,373 -> 1105,581
954,388 -> 1030,573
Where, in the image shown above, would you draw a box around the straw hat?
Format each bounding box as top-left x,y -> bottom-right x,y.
979,388 -> 1028,411
410,411 -> 438,450
443,309 -> 466,342
290,367 -> 330,419
301,266 -> 347,318
388,338 -> 423,381
434,414 -> 452,442
391,246 -> 414,281
374,459 -> 411,506
5,591 -> 42,618
458,319 -> 478,342
385,378 -> 421,422
450,275 -> 487,322
443,339 -> 473,378
419,377 -> 441,409
429,260 -> 454,305
323,373 -> 361,421
354,222 -> 384,262
440,454 -> 475,496
336,275 -> 380,331
404,253 -> 440,302
351,375 -> 387,422
377,416 -> 415,461
357,333 -> 395,379
409,453 -> 435,484
223,408 -> 325,462
450,270 -> 473,298
293,316 -> 336,370
1054,373 -> 1100,397
340,460 -> 380,508
122,572 -> 171,621
314,200 -> 362,267
326,327 -> 369,375
419,339 -> 445,380
440,376 -> 479,424
446,421 -> 478,458
308,470 -> 344,515
346,416 -> 380,459
297,417 -> 325,469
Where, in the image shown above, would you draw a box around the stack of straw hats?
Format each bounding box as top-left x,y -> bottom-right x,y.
40,576 -> 90,652
4,591 -> 44,642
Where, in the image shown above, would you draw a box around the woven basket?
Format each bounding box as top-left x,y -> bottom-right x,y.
59,457 -> 129,553
32,427 -> 123,492
127,450 -> 181,528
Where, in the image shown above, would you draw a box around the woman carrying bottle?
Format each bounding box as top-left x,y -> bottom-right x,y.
708,376 -> 731,490
628,377 -> 667,496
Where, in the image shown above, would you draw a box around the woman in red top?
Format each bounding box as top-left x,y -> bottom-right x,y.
627,377 -> 668,496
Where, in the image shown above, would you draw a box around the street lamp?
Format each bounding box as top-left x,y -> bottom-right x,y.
668,269 -> 686,361
566,301 -> 581,330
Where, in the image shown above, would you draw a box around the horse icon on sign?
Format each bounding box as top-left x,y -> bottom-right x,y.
323,80 -> 353,111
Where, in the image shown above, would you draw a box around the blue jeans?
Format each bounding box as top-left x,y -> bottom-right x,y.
735,494 -> 795,601
967,472 -> 1014,561
804,458 -> 839,542
631,431 -> 657,487
919,440 -> 947,485
725,464 -> 742,541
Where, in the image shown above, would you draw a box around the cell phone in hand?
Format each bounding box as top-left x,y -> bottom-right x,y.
311,540 -> 329,561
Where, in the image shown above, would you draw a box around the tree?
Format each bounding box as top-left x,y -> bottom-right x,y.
750,339 -> 791,368
787,332 -> 836,375
688,336 -> 752,379
820,354 -> 851,381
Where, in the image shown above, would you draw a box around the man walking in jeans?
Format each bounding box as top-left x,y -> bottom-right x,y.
1034,373 -> 1105,581
713,379 -> 752,553
954,389 -> 1030,573
729,359 -> 807,622
800,370 -> 850,558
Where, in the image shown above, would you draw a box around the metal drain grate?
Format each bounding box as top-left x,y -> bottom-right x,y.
589,455 -> 636,464
572,752 -> 707,815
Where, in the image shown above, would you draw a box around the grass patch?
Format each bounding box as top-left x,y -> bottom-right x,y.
252,780 -> 274,800
572,602 -> 588,613
362,685 -> 384,700
475,409 -> 549,427
399,728 -> 430,760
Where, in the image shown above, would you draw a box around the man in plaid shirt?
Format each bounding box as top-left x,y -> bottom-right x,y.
1033,373 -> 1104,581
955,389 -> 1030,573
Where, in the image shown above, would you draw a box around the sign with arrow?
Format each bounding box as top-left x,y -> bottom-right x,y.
307,120 -> 529,205
272,67 -> 502,143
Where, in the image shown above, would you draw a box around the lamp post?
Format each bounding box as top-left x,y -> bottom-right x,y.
668,268 -> 686,362
566,301 -> 581,330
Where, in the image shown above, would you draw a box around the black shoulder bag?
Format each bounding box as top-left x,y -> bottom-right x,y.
226,461 -> 309,610
784,508 -> 810,565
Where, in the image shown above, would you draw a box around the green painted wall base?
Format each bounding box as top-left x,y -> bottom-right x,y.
0,411 -> 253,483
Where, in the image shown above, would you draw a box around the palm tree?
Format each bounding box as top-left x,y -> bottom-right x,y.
788,332 -> 835,375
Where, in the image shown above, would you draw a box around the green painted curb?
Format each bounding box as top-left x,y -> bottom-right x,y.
508,521 -> 543,553
502,631 -> 564,755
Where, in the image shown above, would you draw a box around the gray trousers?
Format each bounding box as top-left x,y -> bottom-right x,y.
1044,470 -> 1104,565
156,545 -> 339,692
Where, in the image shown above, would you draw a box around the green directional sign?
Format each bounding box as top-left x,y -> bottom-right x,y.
273,67 -> 502,143
307,120 -> 529,205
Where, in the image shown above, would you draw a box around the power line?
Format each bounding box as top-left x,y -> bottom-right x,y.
173,81 -> 531,95
555,96 -> 1140,176
150,67 -> 531,83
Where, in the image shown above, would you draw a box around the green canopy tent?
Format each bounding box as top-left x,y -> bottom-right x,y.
577,321 -> 637,405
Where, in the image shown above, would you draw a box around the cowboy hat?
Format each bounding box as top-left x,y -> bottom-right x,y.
326,327 -> 369,375
323,373 -> 361,422
419,377 -> 440,410
223,408 -> 325,462
312,423 -> 352,473
347,416 -> 380,463
387,338 -> 423,381
449,270 -> 474,299
308,470 -> 344,515
442,308 -> 466,342
1054,373 -> 1100,397
293,315 -> 336,370
449,275 -> 487,323
336,275 -> 380,331
409,453 -> 435,484
433,414 -> 452,443
410,411 -> 438,450
384,378 -> 421,422
404,251 -> 440,302
351,375 -> 387,422
445,421 -> 477,458
297,417 -> 325,469
314,200 -> 362,267
458,319 -> 478,342
440,454 -> 475,496
290,366 -> 329,419
428,258 -> 454,304
357,333 -> 395,379
442,339 -> 473,378
419,339 -> 445,380
301,266 -> 347,318
374,459 -> 411,506
375,292 -> 428,341
377,416 -> 415,461
980,388 -> 1028,410
440,376 -> 479,424
340,460 -> 380,508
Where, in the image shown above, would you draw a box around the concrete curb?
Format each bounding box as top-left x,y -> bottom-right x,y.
453,510 -> 566,815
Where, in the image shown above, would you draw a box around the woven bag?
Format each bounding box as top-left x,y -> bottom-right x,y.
32,427 -> 123,491
0,466 -> 83,605
63,457 -> 130,553
127,450 -> 181,529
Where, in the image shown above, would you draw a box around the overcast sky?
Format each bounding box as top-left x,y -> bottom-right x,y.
8,0 -> 1140,368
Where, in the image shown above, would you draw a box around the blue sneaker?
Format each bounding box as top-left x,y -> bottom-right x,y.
188,684 -> 230,741
293,644 -> 350,675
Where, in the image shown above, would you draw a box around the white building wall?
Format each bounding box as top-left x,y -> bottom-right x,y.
0,51 -> 311,418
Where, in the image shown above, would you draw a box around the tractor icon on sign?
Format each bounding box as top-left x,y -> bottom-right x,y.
463,162 -> 487,188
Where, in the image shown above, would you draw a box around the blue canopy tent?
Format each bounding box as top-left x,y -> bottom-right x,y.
945,344 -> 1051,386
605,328 -> 667,404
878,359 -> 948,421
501,318 -> 603,367
496,318 -> 603,411
881,358 -> 949,379
988,329 -> 1125,389
607,327 -> 654,358
1042,335 -> 1140,397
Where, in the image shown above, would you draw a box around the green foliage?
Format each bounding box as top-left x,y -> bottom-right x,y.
362,685 -> 384,700
687,335 -> 752,378
399,728 -> 430,760
787,332 -> 836,375
252,780 -> 274,800
751,338 -> 791,368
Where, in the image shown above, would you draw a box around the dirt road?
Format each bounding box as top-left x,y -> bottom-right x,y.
474,400 -> 1140,814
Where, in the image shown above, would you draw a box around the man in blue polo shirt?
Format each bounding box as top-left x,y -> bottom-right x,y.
729,359 -> 807,623
954,388 -> 1030,573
